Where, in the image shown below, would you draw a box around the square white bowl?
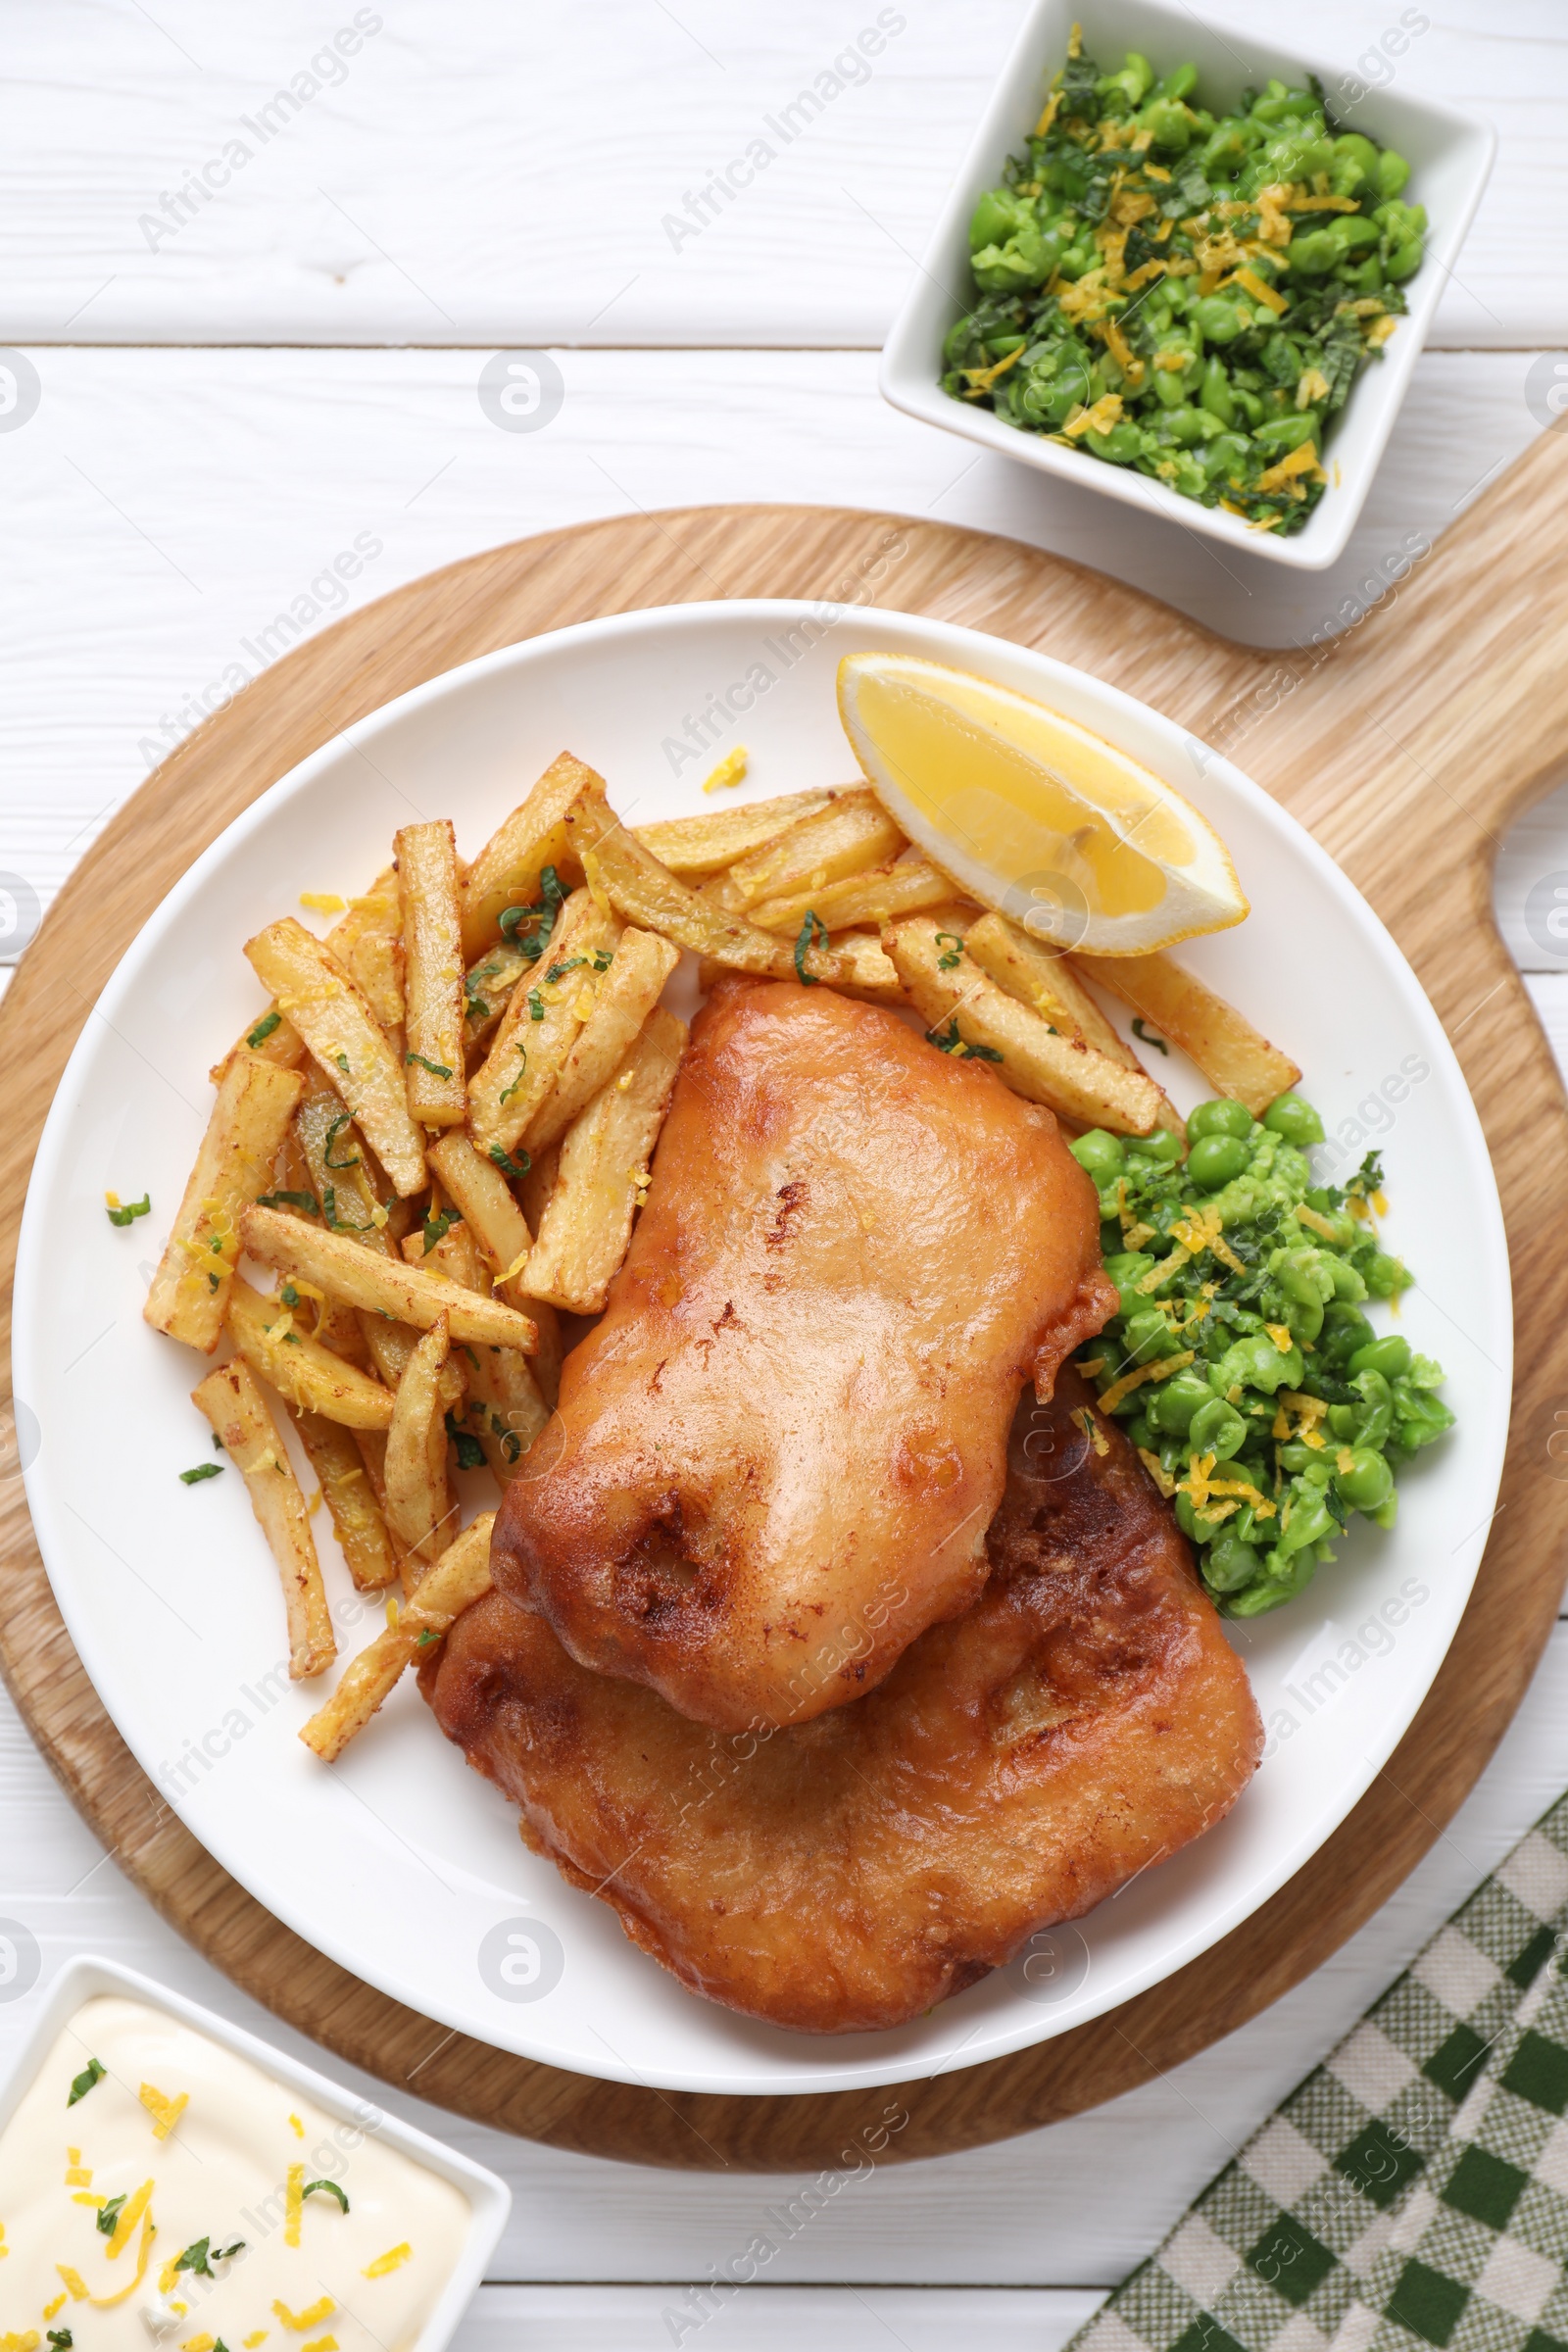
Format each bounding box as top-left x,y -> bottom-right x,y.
0,1954 -> 510,2350
880,0 -> 1494,570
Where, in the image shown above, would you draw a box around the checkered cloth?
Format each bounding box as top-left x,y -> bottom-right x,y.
1070,1798 -> 1568,2352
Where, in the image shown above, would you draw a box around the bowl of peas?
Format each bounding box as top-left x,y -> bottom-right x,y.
880,0 -> 1494,568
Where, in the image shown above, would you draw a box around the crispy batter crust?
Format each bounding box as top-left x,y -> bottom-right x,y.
491,978 -> 1116,1731
426,1370 -> 1262,2034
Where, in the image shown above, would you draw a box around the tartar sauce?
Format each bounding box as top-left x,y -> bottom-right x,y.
0,1995 -> 470,2349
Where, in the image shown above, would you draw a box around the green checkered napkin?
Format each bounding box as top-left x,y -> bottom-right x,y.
1070,1796 -> 1568,2352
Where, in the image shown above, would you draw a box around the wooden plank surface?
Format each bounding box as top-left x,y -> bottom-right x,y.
3,466 -> 1567,2171
0,0 -> 1555,348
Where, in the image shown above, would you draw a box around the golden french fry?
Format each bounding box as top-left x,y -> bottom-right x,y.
825,930 -> 904,1003
409,1213 -> 550,1482
226,1276 -> 395,1430
298,1511 -> 495,1762
518,1139 -> 560,1242
425,1130 -> 537,1312
721,789 -> 906,908
293,1408 -> 400,1592
1072,950 -> 1301,1115
145,1057 -> 305,1352
190,1358 -> 335,1679
885,917 -> 1164,1135
208,1005 -> 306,1087
466,888 -> 621,1155
325,869 -> 405,1033
748,856 -> 956,937
563,793 -> 845,983
385,1315 -> 458,1569
632,790 -> 838,877
241,1204 -> 538,1350
293,1080 -> 397,1248
396,818 -> 466,1127
313,1293 -> 373,1366
244,917 -> 427,1196
964,911 -> 1183,1137
524,927 -> 680,1150
459,753 -> 606,959
463,938 -> 531,1054
524,1007 -> 686,1314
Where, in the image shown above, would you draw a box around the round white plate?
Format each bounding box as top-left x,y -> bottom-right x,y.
16,601 -> 1511,2098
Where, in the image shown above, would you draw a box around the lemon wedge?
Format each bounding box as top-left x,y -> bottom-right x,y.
836,652 -> 1248,956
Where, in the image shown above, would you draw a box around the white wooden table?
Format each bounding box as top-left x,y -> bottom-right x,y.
4,6 -> 1567,2342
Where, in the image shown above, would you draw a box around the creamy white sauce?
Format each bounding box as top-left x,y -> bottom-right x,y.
0,1995 -> 471,2349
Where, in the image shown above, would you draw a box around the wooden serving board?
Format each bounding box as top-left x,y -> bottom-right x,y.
5,448 -> 1568,2175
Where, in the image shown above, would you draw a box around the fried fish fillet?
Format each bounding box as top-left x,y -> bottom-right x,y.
492,977 -> 1115,1731
427,1371 -> 1262,2034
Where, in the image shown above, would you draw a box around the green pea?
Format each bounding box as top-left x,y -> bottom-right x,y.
1262,1091 -> 1324,1146
1130,1128 -> 1183,1166
1337,1446 -> 1395,1512
1194,294 -> 1250,344
1202,1532 -> 1262,1592
1332,131 -> 1379,186
1252,411 -> 1319,456
1147,97 -> 1194,149
1071,1130 -> 1126,1184
1188,1133 -> 1249,1191
1375,148 -> 1411,199
1123,1306 -> 1182,1363
1285,227 -> 1340,275
1198,354 -> 1235,424
1150,1369 -> 1216,1436
1189,1396 -> 1246,1460
1085,420 -> 1144,464
1348,1335 -> 1410,1381
1202,430 -> 1252,480
1187,1098 -> 1252,1142
1325,1307 -> 1372,1364
1385,241 -> 1423,282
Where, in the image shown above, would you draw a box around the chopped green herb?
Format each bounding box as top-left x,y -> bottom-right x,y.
96,2192 -> 126,2237
1346,1149 -> 1385,1199
422,1206 -> 462,1253
406,1051 -> 454,1080
590,947 -> 614,972
488,1144 -> 531,1180
256,1189 -> 319,1215
179,1462 -> 224,1485
1131,1018 -> 1169,1056
47,2330 -> 74,2349
498,1047 -> 528,1107
932,1017 -> 1004,1062
500,1428 -> 522,1463
935,932 -> 965,971
445,1411 -> 486,1471
106,1193 -> 151,1228
301,2178 -> 351,2214
67,2056 -> 106,2105
794,909 -> 829,987
465,992 -> 491,1023
334,1053 -> 351,1074
527,989 -> 546,1022
280,1283 -> 300,1306
207,1270 -> 220,1293
417,1628 -> 440,1646
500,864 -> 567,962
322,1185 -> 369,1234
323,1115 -> 361,1171
246,1010 -> 282,1049
544,956 -> 586,985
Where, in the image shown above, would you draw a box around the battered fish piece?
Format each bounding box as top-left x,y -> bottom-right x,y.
494,977 -> 1115,1731
427,1372 -> 1262,2035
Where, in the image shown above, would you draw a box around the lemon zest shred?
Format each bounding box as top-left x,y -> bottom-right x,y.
363,2242 -> 413,2278
1099,1349 -> 1195,1414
